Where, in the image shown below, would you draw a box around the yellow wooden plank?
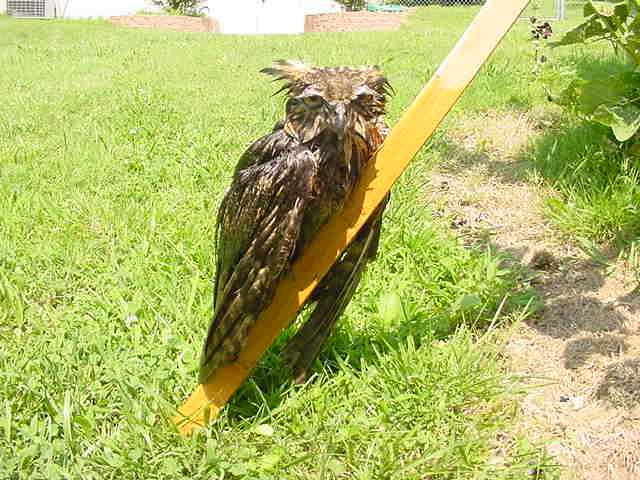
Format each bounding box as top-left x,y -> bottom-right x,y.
174,0 -> 531,435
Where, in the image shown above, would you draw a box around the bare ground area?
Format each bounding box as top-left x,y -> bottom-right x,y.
428,110 -> 640,479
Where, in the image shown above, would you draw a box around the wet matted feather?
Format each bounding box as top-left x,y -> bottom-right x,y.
200,60 -> 392,385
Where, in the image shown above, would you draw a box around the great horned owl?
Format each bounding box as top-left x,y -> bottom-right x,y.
199,60 -> 392,384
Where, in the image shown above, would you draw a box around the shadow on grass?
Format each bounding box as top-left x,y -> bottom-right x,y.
564,335 -> 629,370
224,294 -> 460,420
532,122 -> 640,245
225,312 -> 438,420
430,108 -> 640,409
436,135 -> 534,186
595,358 -> 640,409
568,51 -> 631,82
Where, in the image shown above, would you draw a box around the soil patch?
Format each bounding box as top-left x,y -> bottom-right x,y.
110,14 -> 219,33
305,11 -> 409,33
428,109 -> 640,479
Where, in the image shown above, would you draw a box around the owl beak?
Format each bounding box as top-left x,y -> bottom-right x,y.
332,103 -> 347,140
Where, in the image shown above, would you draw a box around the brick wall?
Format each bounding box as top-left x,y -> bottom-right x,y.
110,12 -> 408,35
305,11 -> 409,33
109,15 -> 219,33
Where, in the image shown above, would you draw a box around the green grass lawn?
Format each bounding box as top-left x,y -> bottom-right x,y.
0,6 -> 633,478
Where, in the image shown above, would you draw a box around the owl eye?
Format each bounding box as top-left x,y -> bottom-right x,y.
302,95 -> 323,108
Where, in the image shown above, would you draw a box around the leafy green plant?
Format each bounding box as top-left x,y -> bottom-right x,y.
530,17 -> 554,79
135,10 -> 166,15
151,0 -> 204,16
335,0 -> 366,11
551,0 -> 640,143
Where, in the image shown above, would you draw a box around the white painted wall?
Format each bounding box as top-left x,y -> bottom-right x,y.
211,0 -> 344,34
211,0 -> 305,34
259,0 -> 305,34
0,0 -> 6,14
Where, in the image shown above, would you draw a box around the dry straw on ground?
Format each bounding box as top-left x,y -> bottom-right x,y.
428,109 -> 640,479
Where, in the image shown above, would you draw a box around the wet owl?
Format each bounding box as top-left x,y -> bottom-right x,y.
199,60 -> 392,384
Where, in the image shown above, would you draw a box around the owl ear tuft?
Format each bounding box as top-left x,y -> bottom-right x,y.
260,60 -> 312,80
260,60 -> 313,95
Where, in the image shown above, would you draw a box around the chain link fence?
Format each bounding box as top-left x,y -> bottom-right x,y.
341,0 -> 566,21
521,0 -> 566,20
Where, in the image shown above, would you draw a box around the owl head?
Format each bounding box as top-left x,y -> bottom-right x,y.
261,60 -> 392,144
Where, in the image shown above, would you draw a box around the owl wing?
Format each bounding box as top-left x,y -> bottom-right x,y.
282,195 -> 388,382
199,134 -> 318,384
282,120 -> 390,382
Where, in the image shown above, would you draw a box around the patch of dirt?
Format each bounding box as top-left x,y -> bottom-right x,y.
428,109 -> 640,479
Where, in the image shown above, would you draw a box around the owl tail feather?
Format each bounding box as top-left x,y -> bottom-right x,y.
282,283 -> 356,384
282,203 -> 386,383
